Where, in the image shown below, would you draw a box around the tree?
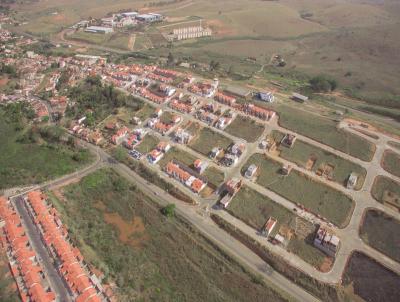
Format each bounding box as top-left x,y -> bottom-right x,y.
161,204 -> 175,217
167,52 -> 175,66
209,60 -> 220,71
309,75 -> 338,92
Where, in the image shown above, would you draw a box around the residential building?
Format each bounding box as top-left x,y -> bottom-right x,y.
257,91 -> 275,103
281,134 -> 296,148
314,227 -> 340,257
147,149 -> 164,164
245,164 -> 258,179
347,173 -> 358,190
84,26 -> 114,34
261,217 -> 277,238
193,159 -> 208,174
174,128 -> 193,144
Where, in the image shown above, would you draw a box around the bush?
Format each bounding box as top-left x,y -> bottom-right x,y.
161,204 -> 175,217
309,75 -> 338,92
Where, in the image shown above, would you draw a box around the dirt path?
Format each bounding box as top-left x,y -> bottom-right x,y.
128,34 -> 136,51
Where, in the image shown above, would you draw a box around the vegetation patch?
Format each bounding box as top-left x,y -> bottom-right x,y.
158,146 -> 197,169
190,127 -> 233,156
203,166 -> 225,188
0,104 -> 93,190
243,154 -> 354,227
371,176 -> 400,211
277,138 -> 366,189
48,168 -> 295,302
381,150 -> 400,178
134,134 -> 159,154
225,115 -> 265,142
360,209 -> 400,263
388,141 -> 400,151
0,253 -> 20,302
228,186 -> 327,269
277,106 -> 376,161
342,251 -> 400,302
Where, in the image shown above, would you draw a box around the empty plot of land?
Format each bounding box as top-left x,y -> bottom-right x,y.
135,135 -> 159,154
225,115 -> 265,142
277,137 -> 367,189
371,176 -> 400,211
388,141 -> 400,151
277,106 -> 376,161
228,186 -> 327,269
190,127 -> 233,156
243,154 -> 354,227
133,103 -> 155,121
360,209 -> 400,263
159,147 -> 197,169
47,168 -> 293,302
203,166 -> 225,188
342,251 -> 400,302
381,150 -> 400,178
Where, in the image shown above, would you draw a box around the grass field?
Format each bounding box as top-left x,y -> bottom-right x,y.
158,146 -> 197,169
227,186 -> 327,268
133,103 -> 155,121
0,254 -> 20,302
243,154 -> 354,227
360,209 -> 400,263
48,168 -> 294,302
371,176 -> 400,210
0,109 -> 93,190
277,106 -> 376,161
68,31 -> 130,50
134,134 -> 159,154
381,150 -> 400,178
225,115 -> 265,142
190,127 -> 233,156
203,166 -> 225,187
277,137 -> 367,189
342,251 -> 400,302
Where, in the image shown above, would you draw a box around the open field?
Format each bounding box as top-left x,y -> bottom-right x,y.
158,146 -> 197,169
0,109 -> 93,190
371,176 -> 400,211
134,134 -> 159,154
68,31 -> 130,50
48,168 -> 294,302
243,154 -> 354,227
277,105 -> 376,161
190,127 -> 233,156
132,103 -> 155,121
227,186 -> 327,269
360,209 -> 400,263
388,141 -> 400,151
342,251 -> 400,302
225,115 -> 265,142
203,166 -> 225,188
381,150 -> 400,178
276,136 -> 367,189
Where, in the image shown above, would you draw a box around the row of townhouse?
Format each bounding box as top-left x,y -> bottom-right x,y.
138,87 -> 167,104
164,161 -> 207,194
25,192 -> 107,302
146,73 -> 173,84
241,103 -> 276,121
71,124 -> 104,146
0,196 -> 56,302
169,98 -> 193,114
214,91 -> 237,107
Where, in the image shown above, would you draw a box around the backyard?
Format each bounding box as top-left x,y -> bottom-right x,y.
47,168 -> 294,302
225,115 -> 265,142
243,154 -> 354,227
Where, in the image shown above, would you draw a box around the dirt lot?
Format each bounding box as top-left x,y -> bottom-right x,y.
342,251 -> 400,302
225,115 -> 265,143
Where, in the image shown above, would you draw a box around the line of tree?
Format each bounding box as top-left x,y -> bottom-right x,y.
309,75 -> 338,93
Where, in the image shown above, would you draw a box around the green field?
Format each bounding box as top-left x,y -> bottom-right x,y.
48,168 -> 294,302
203,166 -> 225,187
0,108 -> 93,190
134,135 -> 159,154
360,209 -> 400,263
371,176 -> 400,210
158,146 -> 197,169
68,31 -> 130,50
133,103 -> 155,121
277,137 -> 367,189
277,106 -> 376,161
190,127 -> 233,156
228,186 -> 326,268
225,115 -> 265,142
243,154 -> 354,227
381,150 -> 400,178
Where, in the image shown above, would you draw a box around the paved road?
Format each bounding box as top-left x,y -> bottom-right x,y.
13,196 -> 72,302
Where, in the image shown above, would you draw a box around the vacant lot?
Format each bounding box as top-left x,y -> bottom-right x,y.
278,138 -> 367,189
225,115 -> 265,142
360,209 -> 400,263
0,109 -> 93,190
68,31 -> 130,50
388,141 -> 400,151
381,150 -> 400,178
371,176 -> 400,210
48,168 -> 294,302
133,103 -> 155,121
342,251 -> 400,302
0,254 -> 20,302
228,186 -> 327,269
190,127 -> 233,156
134,135 -> 159,154
277,106 -> 376,161
243,154 -> 354,227
203,166 -> 225,188
158,146 -> 197,169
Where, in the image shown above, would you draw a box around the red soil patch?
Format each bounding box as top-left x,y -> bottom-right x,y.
206,19 -> 235,36
0,77 -> 9,87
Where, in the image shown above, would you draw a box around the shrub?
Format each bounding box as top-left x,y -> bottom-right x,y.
309,75 -> 338,92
